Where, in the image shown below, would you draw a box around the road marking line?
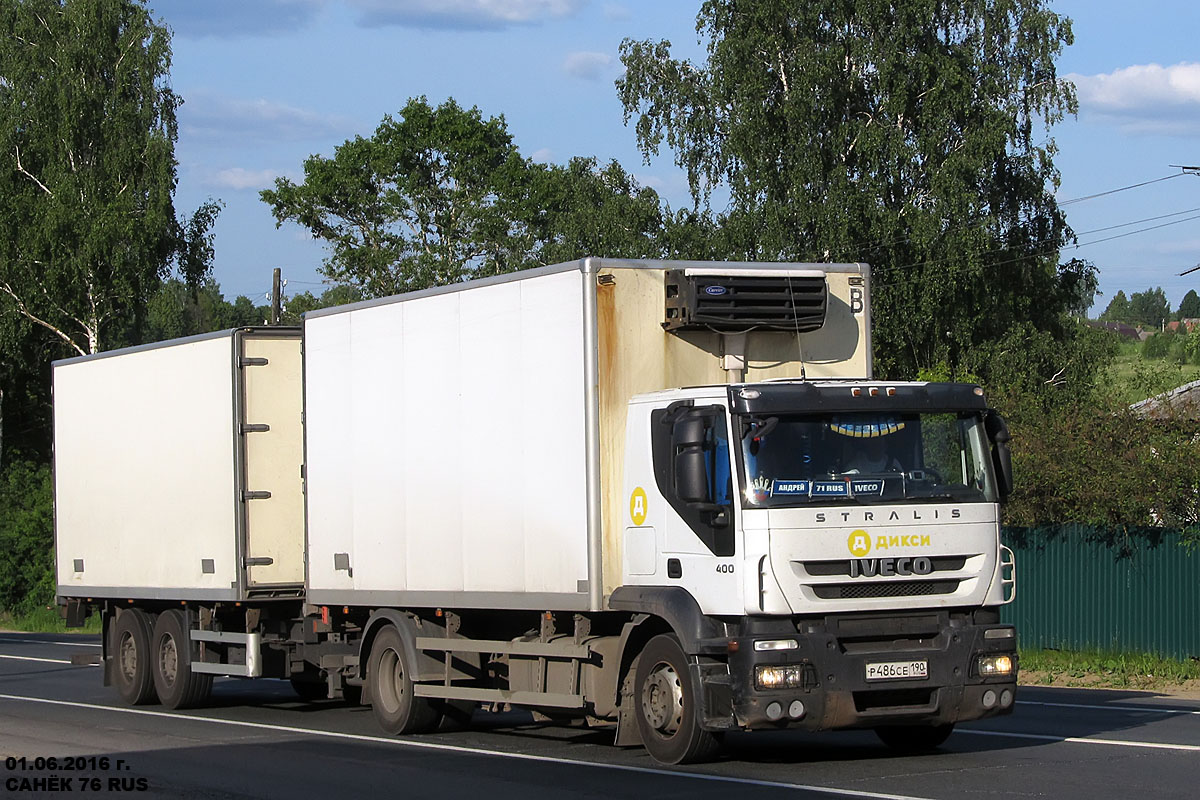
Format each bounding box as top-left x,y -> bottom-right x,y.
0,637 -> 101,648
0,654 -> 96,667
958,728 -> 1200,752
0,694 -> 930,800
1018,700 -> 1200,716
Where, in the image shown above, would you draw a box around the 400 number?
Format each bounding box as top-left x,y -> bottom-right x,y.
715,564 -> 735,574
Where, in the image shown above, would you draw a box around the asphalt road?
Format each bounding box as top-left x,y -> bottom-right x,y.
1,632 -> 1197,799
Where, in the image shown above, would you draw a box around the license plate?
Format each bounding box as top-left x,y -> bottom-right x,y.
865,660 -> 928,681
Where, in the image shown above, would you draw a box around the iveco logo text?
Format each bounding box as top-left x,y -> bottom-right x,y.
704,285 -> 728,296
849,557 -> 934,578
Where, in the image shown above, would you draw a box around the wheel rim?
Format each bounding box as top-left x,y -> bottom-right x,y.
119,631 -> 137,683
376,646 -> 405,715
158,634 -> 178,688
640,659 -> 684,736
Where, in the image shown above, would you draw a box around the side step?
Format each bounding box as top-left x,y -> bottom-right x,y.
188,630 -> 262,677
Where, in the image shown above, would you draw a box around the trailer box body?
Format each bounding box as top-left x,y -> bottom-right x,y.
304,259 -> 870,610
53,328 -> 304,601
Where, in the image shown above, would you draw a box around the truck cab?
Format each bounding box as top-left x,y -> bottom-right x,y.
618,379 -> 1017,740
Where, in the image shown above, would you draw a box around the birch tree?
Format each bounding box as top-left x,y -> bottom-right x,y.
618,0 -> 1080,378
0,0 -> 207,357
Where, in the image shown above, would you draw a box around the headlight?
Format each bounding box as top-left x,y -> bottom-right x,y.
755,664 -> 807,690
977,654 -> 1015,677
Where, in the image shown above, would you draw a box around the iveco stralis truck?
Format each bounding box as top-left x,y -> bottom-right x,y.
54,259 -> 1017,765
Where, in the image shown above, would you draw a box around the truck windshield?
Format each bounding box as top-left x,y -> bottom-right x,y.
736,411 -> 998,507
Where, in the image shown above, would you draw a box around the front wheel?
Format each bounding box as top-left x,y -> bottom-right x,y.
367,626 -> 442,735
633,634 -> 722,765
875,723 -> 955,753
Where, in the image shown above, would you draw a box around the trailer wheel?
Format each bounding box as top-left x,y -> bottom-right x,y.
875,723 -> 954,753
367,626 -> 442,734
110,609 -> 159,706
151,610 -> 213,709
634,634 -> 722,765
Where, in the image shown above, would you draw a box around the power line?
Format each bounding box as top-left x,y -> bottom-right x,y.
1075,206 -> 1200,237
1059,173 -> 1186,206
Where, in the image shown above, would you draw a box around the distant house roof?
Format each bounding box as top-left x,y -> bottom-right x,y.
1086,321 -> 1140,340
1130,378 -> 1200,420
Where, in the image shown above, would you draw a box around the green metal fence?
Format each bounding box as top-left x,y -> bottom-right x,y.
1000,526 -> 1200,660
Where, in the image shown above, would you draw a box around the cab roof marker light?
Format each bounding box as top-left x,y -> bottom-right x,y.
974,387 -> 985,396
851,387 -> 862,397
754,638 -> 799,651
886,387 -> 896,396
869,387 -> 880,397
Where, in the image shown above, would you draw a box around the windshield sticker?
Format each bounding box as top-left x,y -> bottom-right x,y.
771,480 -> 810,496
830,419 -> 906,438
811,481 -> 849,497
850,479 -> 886,496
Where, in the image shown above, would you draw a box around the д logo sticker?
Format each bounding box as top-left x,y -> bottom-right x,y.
848,530 -> 871,557
630,487 -> 648,525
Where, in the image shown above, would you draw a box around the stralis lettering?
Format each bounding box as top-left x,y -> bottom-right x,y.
815,509 -> 961,523
849,556 -> 934,578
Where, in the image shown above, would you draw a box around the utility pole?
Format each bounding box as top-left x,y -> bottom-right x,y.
271,268 -> 282,325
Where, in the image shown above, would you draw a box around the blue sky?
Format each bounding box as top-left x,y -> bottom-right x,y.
151,0 -> 1200,314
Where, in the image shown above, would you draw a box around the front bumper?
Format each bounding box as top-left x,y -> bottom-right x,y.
712,610 -> 1016,731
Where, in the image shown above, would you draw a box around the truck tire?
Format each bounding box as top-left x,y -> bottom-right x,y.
150,610 -> 213,709
110,609 -> 159,706
634,634 -> 722,765
367,626 -> 442,735
875,723 -> 954,753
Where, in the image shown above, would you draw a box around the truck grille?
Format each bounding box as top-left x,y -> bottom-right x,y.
812,580 -> 960,600
663,270 -> 827,332
801,557 -> 968,577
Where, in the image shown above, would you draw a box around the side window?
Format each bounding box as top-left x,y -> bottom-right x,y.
650,403 -> 735,557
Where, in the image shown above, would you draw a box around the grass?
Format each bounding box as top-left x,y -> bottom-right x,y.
0,605 -> 101,634
1104,341 -> 1200,406
1020,647 -> 1200,691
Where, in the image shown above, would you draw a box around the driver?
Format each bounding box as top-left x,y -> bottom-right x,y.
844,436 -> 901,473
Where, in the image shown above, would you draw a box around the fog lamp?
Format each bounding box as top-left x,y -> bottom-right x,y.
755,664 -> 806,690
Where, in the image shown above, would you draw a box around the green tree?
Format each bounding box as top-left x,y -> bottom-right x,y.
1177,289 -> 1200,320
618,0 -> 1079,380
279,284 -> 364,325
263,98 -> 668,299
1099,290 -> 1132,324
530,157 -> 664,264
262,97 -> 536,297
0,460 -> 53,613
1128,287 -> 1169,330
0,0 -> 218,357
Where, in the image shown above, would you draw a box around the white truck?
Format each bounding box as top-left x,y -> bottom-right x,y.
54,258 -> 1017,764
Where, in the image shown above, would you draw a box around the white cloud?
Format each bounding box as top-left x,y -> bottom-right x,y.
180,91 -> 355,144
529,147 -> 555,163
1069,62 -> 1200,135
347,0 -> 583,30
206,168 -> 284,191
563,51 -> 615,80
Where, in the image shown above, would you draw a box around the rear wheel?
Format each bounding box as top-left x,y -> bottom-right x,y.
875,723 -> 955,753
110,609 -> 159,706
367,626 -> 442,734
634,634 -> 722,765
151,610 -> 212,709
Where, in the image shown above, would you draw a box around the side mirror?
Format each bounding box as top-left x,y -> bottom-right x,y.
676,447 -> 711,504
985,410 -> 1013,499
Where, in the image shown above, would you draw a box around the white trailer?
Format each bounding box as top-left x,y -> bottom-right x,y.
56,259 -> 1018,764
